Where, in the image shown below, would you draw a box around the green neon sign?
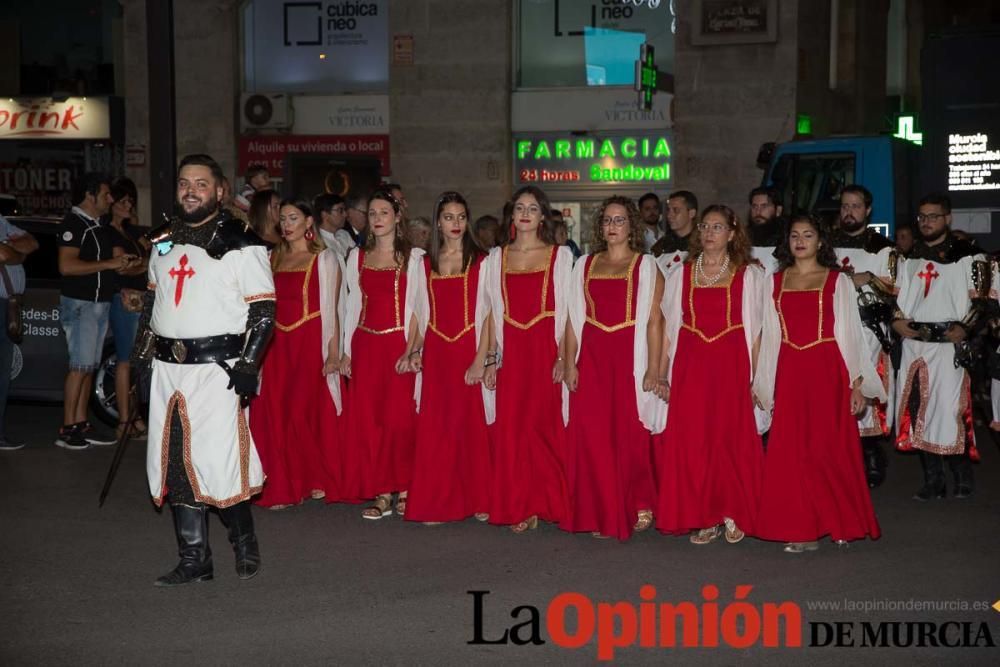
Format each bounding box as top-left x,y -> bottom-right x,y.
796,114 -> 812,135
894,115 -> 923,145
516,137 -> 671,161
636,43 -> 657,111
590,163 -> 670,182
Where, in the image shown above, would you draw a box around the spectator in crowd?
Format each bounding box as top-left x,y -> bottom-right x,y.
344,192 -> 369,248
551,209 -> 582,259
473,214 -> 501,249
235,164 -> 271,213
56,173 -> 137,450
638,192 -> 664,251
313,193 -> 353,257
747,186 -> 784,246
0,213 -> 39,450
221,176 -> 248,223
105,177 -> 150,441
386,182 -> 409,220
408,216 -> 432,251
894,224 -> 915,257
650,190 -> 698,266
248,189 -> 281,245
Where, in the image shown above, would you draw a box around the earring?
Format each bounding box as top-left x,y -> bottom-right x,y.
305,227 -> 315,241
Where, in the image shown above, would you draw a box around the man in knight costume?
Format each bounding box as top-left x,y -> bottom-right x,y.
830,184 -> 897,488
133,154 -> 275,586
892,193 -> 994,501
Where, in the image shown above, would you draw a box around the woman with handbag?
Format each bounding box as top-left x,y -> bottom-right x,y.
106,178 -> 150,440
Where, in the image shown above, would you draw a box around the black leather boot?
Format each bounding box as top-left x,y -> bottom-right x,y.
948,455 -> 975,499
912,451 -> 946,501
219,501 -> 261,580
861,436 -> 887,488
154,503 -> 213,587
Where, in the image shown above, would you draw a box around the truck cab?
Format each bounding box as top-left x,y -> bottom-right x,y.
758,135 -> 921,238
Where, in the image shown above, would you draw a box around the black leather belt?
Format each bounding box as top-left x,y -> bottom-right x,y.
908,321 -> 959,343
153,334 -> 244,364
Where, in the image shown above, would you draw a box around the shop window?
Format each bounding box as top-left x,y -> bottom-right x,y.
517,0 -> 675,89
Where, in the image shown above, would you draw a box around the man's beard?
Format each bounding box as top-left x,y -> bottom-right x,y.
176,197 -> 220,223
921,226 -> 947,244
752,215 -> 772,226
839,216 -> 866,233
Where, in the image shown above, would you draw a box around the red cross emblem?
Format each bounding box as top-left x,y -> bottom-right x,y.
168,254 -> 196,306
840,256 -> 855,273
917,262 -> 939,298
672,254 -> 681,264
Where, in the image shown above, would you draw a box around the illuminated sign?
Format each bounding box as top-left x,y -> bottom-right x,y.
635,43 -> 657,111
514,132 -> 673,187
0,97 -> 111,140
796,114 -> 812,135
893,115 -> 923,145
947,132 -> 1000,192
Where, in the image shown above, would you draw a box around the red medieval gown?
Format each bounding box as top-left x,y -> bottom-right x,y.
756,270 -> 881,542
405,256 -> 491,522
341,252 -> 417,501
653,264 -> 763,535
250,255 -> 342,506
563,254 -> 656,540
489,246 -> 568,526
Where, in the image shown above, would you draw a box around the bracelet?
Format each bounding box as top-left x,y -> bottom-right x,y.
484,360 -> 497,368
409,349 -> 422,358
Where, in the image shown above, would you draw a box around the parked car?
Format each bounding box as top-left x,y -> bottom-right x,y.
6,215 -> 120,426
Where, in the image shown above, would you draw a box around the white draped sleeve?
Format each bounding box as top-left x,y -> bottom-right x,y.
752,272 -> 781,412
634,255 -> 666,433
404,247 -> 428,411
317,249 -> 344,414
658,261 -> 685,425
553,245 -> 573,426
342,247 -> 362,358
564,255 -> 589,427
833,272 -> 887,402
474,256 -> 497,424
741,264 -> 771,433
484,247 -> 504,363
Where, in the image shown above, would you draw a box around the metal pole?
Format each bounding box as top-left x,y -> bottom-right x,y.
146,0 -> 176,219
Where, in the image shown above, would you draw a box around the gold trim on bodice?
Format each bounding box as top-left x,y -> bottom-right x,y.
585,253 -> 639,333
502,245 -> 555,330
359,261 -> 403,335
274,255 -> 320,333
777,270 -> 835,350
429,268 -> 473,343
681,266 -> 743,343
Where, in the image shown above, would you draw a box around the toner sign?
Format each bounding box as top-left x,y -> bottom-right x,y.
514,132 -> 673,187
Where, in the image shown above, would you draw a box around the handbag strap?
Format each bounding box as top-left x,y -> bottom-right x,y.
0,263 -> 16,298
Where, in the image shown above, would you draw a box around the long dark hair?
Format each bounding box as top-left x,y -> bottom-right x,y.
429,191 -> 484,274
270,198 -> 325,270
364,188 -> 412,270
775,214 -> 840,270
506,185 -> 557,246
249,189 -> 278,238
589,195 -> 645,255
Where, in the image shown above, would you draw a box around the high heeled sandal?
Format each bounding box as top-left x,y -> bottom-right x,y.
511,516 -> 538,533
689,525 -> 722,545
783,541 -> 819,553
362,495 -> 393,520
395,494 -> 407,517
474,513 -> 490,522
634,509 -> 653,532
723,517 -> 745,544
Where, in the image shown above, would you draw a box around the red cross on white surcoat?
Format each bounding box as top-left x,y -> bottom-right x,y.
840,256 -> 855,273
917,262 -> 939,298
168,254 -> 196,306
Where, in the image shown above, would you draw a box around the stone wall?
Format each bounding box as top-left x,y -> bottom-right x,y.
388,0 -> 512,220
671,0 -> 800,214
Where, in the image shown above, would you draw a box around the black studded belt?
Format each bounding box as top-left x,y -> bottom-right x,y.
153,334 -> 244,364
907,321 -> 959,343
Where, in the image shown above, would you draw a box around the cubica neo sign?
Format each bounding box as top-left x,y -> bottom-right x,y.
514,132 -> 672,187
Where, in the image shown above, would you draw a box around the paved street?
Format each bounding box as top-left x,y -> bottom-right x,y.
2,403 -> 998,665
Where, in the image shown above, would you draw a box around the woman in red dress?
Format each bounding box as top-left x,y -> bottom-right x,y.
753,215 -> 883,552
562,196 -> 664,540
653,205 -> 765,544
340,189 -> 428,519
250,199 -> 344,508
484,185 -> 572,532
405,191 -> 493,523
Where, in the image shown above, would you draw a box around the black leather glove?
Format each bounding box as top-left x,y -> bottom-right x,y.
222,362 -> 259,398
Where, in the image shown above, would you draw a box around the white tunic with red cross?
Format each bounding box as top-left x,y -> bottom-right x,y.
833,245 -> 896,437
145,242 -> 276,507
894,252 -> 983,457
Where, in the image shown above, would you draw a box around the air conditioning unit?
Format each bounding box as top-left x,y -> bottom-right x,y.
240,93 -> 292,131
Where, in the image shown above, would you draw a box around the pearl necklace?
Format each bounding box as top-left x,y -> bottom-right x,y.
695,252 -> 730,286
